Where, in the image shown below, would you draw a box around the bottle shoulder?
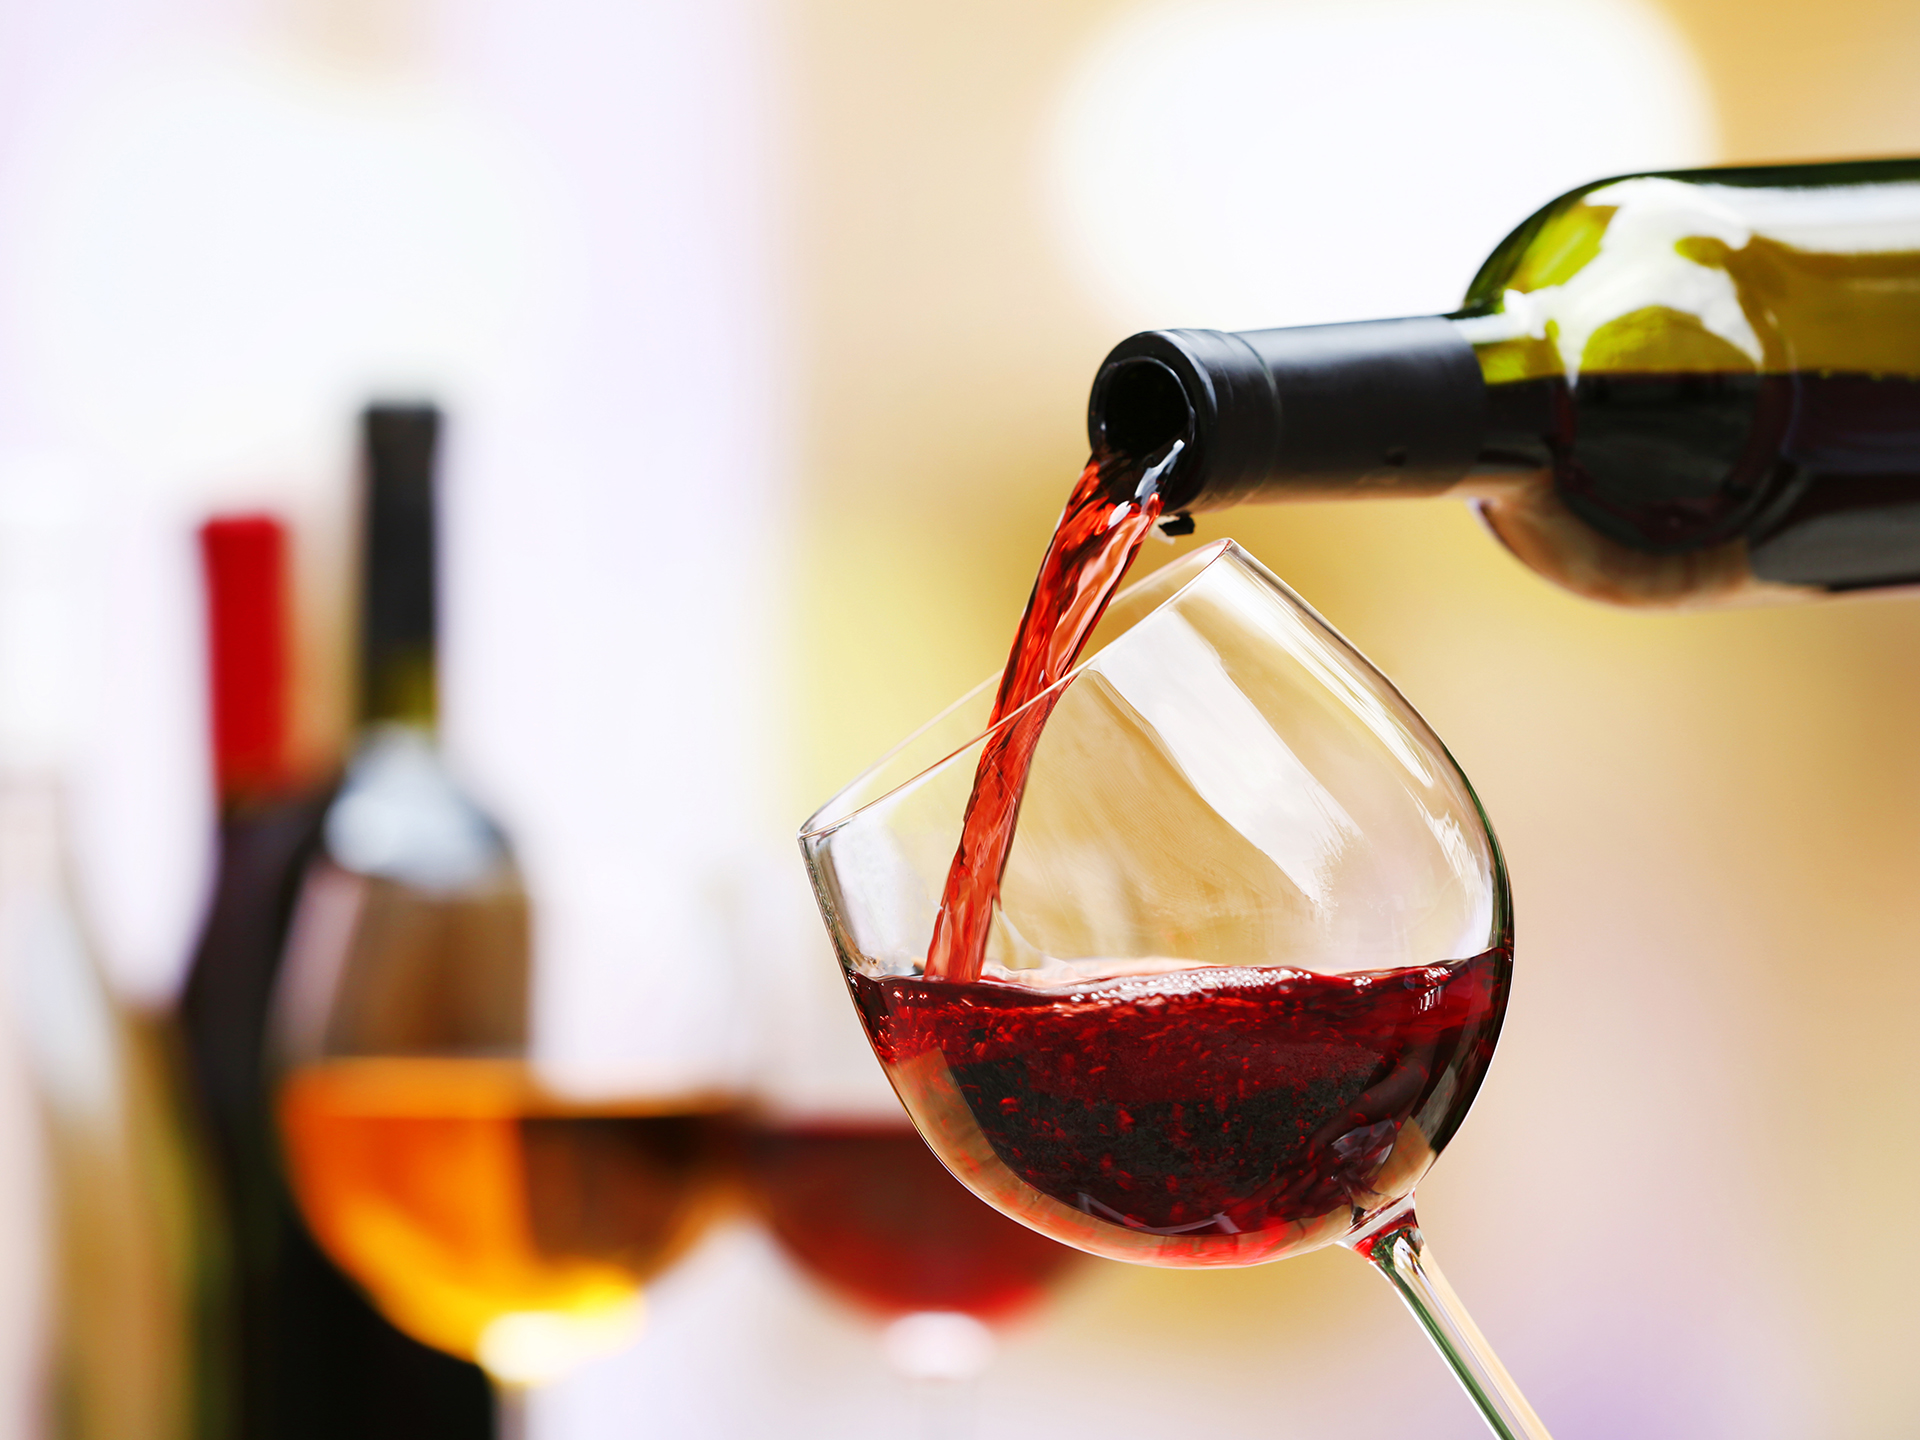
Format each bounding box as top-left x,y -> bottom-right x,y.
1458,160 -> 1920,383
322,726 -> 515,893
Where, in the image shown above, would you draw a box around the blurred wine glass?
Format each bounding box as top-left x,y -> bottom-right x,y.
738,865 -> 1085,1437
0,474 -> 215,1440
270,407 -> 735,1424
800,541 -> 1548,1440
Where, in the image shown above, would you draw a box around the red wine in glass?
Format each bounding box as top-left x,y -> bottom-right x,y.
915,439 -> 1506,1255
744,1122 -> 1083,1318
851,945 -> 1508,1264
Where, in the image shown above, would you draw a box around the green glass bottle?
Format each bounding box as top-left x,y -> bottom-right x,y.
1089,157 -> 1920,606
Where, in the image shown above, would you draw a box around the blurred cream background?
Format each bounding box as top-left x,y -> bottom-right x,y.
4,0 -> 1920,1436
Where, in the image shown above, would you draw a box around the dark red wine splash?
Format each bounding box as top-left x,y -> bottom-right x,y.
744,1124 -> 1082,1319
850,943 -> 1508,1265
925,448 -> 1168,982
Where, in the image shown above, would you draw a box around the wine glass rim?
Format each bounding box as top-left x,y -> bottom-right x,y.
799,537 -> 1248,842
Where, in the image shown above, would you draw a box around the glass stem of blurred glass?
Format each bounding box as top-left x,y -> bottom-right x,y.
495,1386 -> 529,1440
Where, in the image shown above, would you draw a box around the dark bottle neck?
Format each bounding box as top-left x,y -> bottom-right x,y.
1089,318 -> 1490,512
359,404 -> 441,732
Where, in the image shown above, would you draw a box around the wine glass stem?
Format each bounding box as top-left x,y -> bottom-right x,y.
1351,1206 -> 1554,1440
495,1384 -> 530,1440
911,1377 -> 977,1440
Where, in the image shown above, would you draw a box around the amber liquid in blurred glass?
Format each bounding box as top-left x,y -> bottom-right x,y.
279,1059 -> 729,1373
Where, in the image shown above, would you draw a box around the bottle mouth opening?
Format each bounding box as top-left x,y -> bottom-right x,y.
1094,357 -> 1195,466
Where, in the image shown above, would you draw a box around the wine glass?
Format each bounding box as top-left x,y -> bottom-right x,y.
799,539 -> 1548,1439
736,865 -> 1086,1437
268,729 -> 736,1428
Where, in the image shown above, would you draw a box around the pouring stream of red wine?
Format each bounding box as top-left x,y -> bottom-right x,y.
924,441 -> 1181,983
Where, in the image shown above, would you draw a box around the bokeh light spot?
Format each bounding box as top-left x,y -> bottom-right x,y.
1043,0 -> 1716,330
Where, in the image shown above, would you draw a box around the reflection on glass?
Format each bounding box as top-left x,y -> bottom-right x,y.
1454,159 -> 1920,604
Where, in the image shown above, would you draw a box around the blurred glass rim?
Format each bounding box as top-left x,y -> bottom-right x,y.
800,537 -> 1379,842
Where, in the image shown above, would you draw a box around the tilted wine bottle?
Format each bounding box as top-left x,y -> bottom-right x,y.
1088,157 -> 1920,607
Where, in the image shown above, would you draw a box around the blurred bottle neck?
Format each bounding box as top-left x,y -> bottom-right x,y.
359,404 -> 442,733
360,647 -> 438,732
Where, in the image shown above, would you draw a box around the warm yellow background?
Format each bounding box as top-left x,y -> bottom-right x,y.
785,2 -> 1920,1435
3,0 -> 1906,1432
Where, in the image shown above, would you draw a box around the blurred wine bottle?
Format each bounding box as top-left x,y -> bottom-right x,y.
181,515 -> 324,1440
268,405 -> 511,1435
180,510 -> 494,1439
0,490 -> 221,1439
